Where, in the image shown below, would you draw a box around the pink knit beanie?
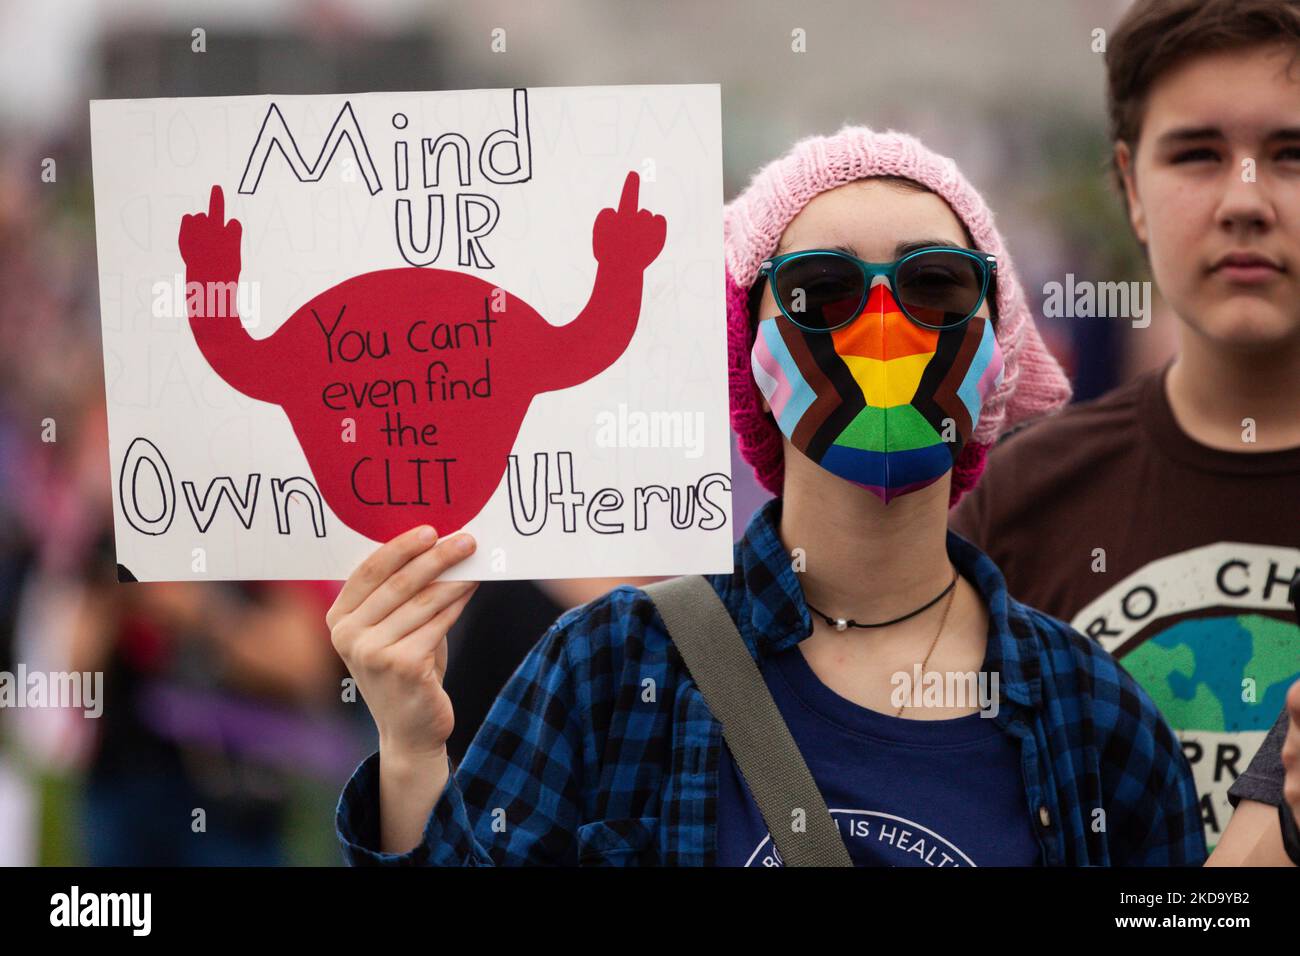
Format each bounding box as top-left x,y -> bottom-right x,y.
725,125 -> 1072,506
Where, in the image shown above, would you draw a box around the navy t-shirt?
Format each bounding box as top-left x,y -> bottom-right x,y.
716,644 -> 1041,867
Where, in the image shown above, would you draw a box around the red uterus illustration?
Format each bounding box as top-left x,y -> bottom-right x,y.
178,175 -> 666,542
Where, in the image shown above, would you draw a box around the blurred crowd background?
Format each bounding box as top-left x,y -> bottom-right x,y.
0,0 -> 1177,865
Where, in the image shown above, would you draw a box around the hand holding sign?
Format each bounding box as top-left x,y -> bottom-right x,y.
326,524 -> 479,853
178,170 -> 667,544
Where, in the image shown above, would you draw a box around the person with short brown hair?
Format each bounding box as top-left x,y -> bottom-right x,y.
952,0 -> 1300,862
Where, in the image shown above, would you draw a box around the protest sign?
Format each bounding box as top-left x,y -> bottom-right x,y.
90,84 -> 730,581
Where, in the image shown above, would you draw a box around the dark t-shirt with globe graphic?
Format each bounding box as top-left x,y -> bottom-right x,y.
952,364 -> 1300,852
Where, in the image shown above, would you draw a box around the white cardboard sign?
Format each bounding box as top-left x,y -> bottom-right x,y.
89,84 -> 731,582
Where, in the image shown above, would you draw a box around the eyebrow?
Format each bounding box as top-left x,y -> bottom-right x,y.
1155,126 -> 1225,146
773,237 -> 960,258
1155,125 -> 1300,147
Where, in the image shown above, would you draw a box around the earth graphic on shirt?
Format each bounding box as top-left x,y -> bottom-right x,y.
741,809 -> 976,867
1122,615 -> 1297,736
1118,614 -> 1298,848
1069,542 -> 1300,852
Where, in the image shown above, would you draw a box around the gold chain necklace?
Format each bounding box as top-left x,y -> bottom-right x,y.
894,574 -> 959,718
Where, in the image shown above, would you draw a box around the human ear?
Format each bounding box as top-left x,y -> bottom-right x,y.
1114,141 -> 1148,245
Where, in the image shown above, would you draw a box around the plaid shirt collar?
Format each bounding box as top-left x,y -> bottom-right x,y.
733,495 -> 1044,711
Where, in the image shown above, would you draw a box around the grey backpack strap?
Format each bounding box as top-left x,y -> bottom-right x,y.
642,575 -> 852,867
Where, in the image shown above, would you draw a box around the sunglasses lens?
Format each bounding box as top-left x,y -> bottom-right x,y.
896,250 -> 987,328
774,255 -> 865,330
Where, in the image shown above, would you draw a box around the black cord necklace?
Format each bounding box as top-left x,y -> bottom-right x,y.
805,570 -> 959,631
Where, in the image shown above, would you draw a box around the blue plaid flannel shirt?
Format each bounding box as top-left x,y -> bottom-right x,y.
336,496 -> 1207,866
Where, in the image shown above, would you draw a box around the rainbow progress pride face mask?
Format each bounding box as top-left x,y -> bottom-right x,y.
751,279 -> 1005,502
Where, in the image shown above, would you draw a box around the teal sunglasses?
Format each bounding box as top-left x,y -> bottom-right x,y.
757,245 -> 998,333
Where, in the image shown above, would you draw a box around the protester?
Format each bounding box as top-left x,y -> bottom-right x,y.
329,126 -> 1205,866
952,0 -> 1300,855
56,521 -> 350,865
